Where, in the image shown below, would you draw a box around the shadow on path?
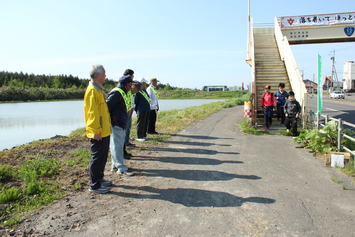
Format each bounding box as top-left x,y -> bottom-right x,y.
155,147 -> 239,155
135,156 -> 243,166
111,186 -> 275,207
133,169 -> 261,181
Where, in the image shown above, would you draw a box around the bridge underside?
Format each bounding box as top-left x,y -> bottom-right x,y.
289,37 -> 355,44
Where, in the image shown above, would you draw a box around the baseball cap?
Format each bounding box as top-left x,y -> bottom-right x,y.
264,85 -> 271,89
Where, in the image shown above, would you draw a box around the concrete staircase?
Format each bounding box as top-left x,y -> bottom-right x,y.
254,31 -> 290,126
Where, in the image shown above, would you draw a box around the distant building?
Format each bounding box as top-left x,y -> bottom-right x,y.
343,61 -> 355,92
303,79 -> 317,93
202,85 -> 228,91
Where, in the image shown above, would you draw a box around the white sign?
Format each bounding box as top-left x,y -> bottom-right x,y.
281,12 -> 355,28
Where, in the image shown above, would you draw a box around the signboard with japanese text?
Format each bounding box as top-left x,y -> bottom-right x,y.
279,12 -> 355,44
281,12 -> 355,28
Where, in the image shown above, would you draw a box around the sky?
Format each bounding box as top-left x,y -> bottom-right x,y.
0,0 -> 354,89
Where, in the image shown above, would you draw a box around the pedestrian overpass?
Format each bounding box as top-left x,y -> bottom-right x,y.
246,12 -> 355,127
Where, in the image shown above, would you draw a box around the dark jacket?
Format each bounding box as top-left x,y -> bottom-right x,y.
284,100 -> 301,117
134,89 -> 151,114
106,84 -> 128,129
274,91 -> 289,105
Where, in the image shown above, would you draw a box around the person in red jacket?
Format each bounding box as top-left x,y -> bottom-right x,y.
261,85 -> 276,131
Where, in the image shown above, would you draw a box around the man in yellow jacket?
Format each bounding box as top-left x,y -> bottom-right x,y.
84,64 -> 112,194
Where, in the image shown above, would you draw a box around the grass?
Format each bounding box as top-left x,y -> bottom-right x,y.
0,155 -> 64,227
239,118 -> 262,135
331,177 -> 339,183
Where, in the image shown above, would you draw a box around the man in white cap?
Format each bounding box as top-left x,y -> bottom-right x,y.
134,78 -> 151,141
147,78 -> 160,134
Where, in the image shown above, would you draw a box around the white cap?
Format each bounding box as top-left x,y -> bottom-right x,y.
140,77 -> 148,83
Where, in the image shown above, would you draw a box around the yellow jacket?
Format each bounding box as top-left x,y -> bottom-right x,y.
84,82 -> 112,138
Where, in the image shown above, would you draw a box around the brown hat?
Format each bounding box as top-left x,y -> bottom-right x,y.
150,78 -> 160,83
264,85 -> 271,89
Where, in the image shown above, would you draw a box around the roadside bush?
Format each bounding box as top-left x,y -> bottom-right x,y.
294,120 -> 355,154
0,187 -> 21,203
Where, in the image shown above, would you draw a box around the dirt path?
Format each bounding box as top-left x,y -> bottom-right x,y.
11,106 -> 355,236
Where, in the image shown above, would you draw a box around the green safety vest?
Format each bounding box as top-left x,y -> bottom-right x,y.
149,86 -> 159,98
113,88 -> 132,112
140,90 -> 152,104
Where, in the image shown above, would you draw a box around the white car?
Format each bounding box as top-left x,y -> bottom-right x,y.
330,91 -> 345,99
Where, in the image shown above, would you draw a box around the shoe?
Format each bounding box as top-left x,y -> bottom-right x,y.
136,138 -> 146,142
148,132 -> 159,135
125,143 -> 136,147
117,170 -> 134,176
264,128 -> 269,131
100,178 -> 112,187
89,185 -> 110,194
269,123 -> 272,127
143,137 -> 149,140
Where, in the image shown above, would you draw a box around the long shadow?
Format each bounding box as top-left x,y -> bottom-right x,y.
166,140 -> 231,147
110,186 -> 275,207
173,134 -> 233,140
133,169 -> 261,181
134,156 -> 243,166
155,147 -> 239,155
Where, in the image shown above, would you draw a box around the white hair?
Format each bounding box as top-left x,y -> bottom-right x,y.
89,64 -> 104,79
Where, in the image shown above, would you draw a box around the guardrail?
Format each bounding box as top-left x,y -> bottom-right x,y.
310,111 -> 355,156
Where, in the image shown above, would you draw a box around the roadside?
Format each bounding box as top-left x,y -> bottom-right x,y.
9,105 -> 355,236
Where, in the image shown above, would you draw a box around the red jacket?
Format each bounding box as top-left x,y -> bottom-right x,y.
261,92 -> 276,107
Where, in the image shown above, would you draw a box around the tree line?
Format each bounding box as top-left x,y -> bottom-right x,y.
0,71 -> 180,102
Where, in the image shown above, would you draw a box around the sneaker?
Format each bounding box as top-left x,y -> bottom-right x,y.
100,178 -> 112,187
143,137 -> 150,140
136,138 -> 146,142
89,185 -> 110,194
263,128 -> 269,131
117,170 -> 134,176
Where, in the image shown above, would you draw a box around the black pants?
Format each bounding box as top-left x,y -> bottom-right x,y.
276,104 -> 285,124
285,117 -> 298,136
89,136 -> 110,189
137,112 -> 149,138
148,109 -> 157,134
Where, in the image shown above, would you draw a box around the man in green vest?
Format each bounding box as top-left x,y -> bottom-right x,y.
106,75 -> 134,176
147,78 -> 160,134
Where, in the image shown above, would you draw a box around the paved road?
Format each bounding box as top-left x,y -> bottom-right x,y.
21,105 -> 355,236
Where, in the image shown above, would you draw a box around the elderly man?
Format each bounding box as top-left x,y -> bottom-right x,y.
147,78 -> 160,134
134,78 -> 151,141
84,64 -> 112,194
106,75 -> 135,176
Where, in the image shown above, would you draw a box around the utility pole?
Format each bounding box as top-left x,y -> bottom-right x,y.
330,50 -> 339,91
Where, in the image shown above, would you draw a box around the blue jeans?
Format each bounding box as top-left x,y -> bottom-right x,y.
110,126 -> 128,172
263,106 -> 273,128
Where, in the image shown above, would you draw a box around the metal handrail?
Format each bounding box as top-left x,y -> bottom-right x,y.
312,111 -> 355,156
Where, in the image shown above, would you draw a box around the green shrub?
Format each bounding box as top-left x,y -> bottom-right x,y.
0,165 -> 16,181
19,155 -> 61,179
0,187 -> 21,203
23,181 -> 48,195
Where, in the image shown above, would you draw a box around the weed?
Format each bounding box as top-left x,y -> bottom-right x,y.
0,164 -> 17,181
341,184 -> 346,190
72,150 -> 91,168
0,187 -> 21,203
19,154 -> 61,177
239,118 -> 262,135
339,159 -> 355,177
331,177 -> 339,183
